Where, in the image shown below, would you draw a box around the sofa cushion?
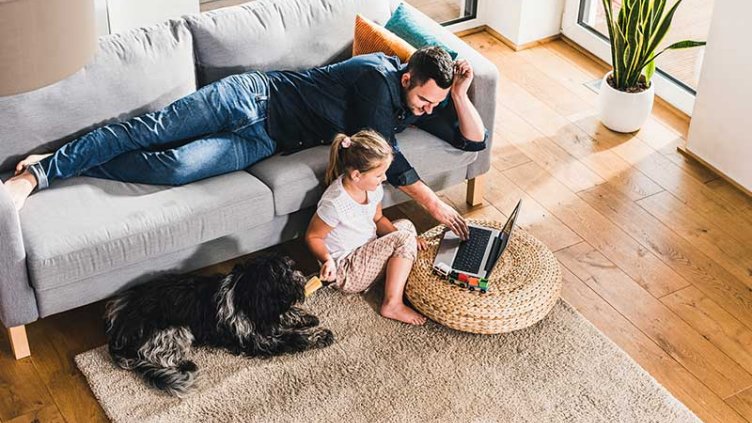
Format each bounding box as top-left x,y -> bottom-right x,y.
20,172 -> 274,292
249,127 -> 478,216
0,20 -> 196,174
185,0 -> 391,86
353,14 -> 415,62
385,3 -> 458,59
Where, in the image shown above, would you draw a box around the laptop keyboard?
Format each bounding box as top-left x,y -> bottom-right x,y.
452,227 -> 492,273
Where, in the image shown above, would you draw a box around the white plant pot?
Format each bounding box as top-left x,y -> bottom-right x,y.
597,71 -> 655,133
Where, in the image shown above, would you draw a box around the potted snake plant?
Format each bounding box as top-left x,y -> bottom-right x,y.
598,0 -> 705,132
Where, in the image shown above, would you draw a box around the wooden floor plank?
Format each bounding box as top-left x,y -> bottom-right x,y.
471,37 -> 666,203
0,330 -> 54,422
494,80 -> 663,201
464,34 -> 589,117
4,405 -> 65,423
489,137 -> 531,172
637,190 -> 752,285
728,388 -> 752,422
604,142 -> 752,245
568,112 -> 716,187
557,242 -> 752,399
705,178 -> 752,212
504,161 -> 689,298
578,183 -> 752,328
662,287 -> 752,377
560,266 -> 747,423
516,44 -> 599,107
496,105 -> 606,193
27,305 -> 109,423
659,138 -> 720,184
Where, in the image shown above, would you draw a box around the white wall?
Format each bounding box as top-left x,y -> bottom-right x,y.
483,0 -> 564,46
686,0 -> 752,191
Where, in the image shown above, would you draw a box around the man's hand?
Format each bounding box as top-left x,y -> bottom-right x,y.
452,59 -> 473,97
428,199 -> 469,240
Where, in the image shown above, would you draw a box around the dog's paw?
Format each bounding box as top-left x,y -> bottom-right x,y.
301,314 -> 320,328
310,328 -> 335,348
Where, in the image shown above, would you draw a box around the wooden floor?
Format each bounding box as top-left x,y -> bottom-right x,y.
2,31 -> 751,423
405,0 -> 463,23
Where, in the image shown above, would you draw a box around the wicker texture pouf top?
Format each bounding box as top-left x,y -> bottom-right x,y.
406,220 -> 562,334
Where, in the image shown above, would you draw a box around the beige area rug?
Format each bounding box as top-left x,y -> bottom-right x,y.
76,287 -> 699,422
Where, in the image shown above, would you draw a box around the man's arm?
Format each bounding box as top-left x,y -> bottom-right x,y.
451,59 -> 486,143
415,60 -> 488,152
399,181 -> 469,240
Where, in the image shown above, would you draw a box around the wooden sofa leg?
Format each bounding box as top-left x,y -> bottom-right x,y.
8,325 -> 31,359
466,176 -> 485,207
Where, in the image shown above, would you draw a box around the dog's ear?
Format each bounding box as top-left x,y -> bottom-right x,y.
232,255 -> 306,327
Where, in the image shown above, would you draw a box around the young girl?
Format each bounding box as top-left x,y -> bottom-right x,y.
305,130 -> 427,325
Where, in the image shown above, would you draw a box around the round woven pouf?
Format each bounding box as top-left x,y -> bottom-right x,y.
406,220 -> 562,334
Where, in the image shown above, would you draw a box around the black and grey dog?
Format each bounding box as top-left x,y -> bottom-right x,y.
104,255 -> 333,396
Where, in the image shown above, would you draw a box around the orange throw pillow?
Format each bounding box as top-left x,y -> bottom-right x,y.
353,14 -> 416,62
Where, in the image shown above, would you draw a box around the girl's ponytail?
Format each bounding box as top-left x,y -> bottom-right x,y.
325,134 -> 349,185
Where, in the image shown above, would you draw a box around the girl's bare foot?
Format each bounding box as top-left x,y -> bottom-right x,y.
4,171 -> 38,211
380,302 -> 427,325
15,153 -> 52,175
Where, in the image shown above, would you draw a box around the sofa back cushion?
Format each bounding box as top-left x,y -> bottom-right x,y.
0,20 -> 196,174
186,0 -> 391,86
353,14 -> 415,62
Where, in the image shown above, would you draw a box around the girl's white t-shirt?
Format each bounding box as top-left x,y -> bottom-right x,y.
316,175 -> 383,260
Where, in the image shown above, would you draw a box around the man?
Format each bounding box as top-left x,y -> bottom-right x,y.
5,46 -> 486,238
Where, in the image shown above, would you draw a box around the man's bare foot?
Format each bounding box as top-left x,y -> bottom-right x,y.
380,302 -> 427,325
15,153 -> 52,175
4,171 -> 38,211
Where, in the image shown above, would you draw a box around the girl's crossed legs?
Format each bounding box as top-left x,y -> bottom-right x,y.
335,219 -> 426,325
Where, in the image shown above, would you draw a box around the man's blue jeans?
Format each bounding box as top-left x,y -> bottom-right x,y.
28,72 -> 277,189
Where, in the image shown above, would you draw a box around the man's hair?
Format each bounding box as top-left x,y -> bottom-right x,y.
407,46 -> 454,89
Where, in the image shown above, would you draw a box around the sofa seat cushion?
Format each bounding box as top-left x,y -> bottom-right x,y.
20,172 -> 274,292
249,127 -> 478,216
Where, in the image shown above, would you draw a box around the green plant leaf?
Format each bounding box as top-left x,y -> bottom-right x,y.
602,0 -> 618,82
637,39 -> 706,73
644,58 -> 656,85
663,40 -> 707,49
646,0 -> 684,59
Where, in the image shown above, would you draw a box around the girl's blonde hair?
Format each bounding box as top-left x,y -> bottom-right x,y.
325,130 -> 393,185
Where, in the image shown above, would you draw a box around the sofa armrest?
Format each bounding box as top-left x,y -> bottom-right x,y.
0,184 -> 39,328
395,2 -> 499,180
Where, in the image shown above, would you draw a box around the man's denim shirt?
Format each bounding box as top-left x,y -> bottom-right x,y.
265,53 -> 487,187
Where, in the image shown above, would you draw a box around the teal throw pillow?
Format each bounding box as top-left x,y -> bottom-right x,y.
385,3 -> 459,60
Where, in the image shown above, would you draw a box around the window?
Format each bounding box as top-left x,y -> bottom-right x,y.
405,0 -> 478,25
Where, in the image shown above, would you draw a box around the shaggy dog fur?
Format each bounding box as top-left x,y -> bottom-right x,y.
104,255 -> 334,396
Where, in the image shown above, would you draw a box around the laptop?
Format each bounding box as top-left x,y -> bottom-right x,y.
433,200 -> 522,280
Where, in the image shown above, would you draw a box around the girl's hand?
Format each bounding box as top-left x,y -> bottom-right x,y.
320,258 -> 337,282
417,236 -> 428,251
